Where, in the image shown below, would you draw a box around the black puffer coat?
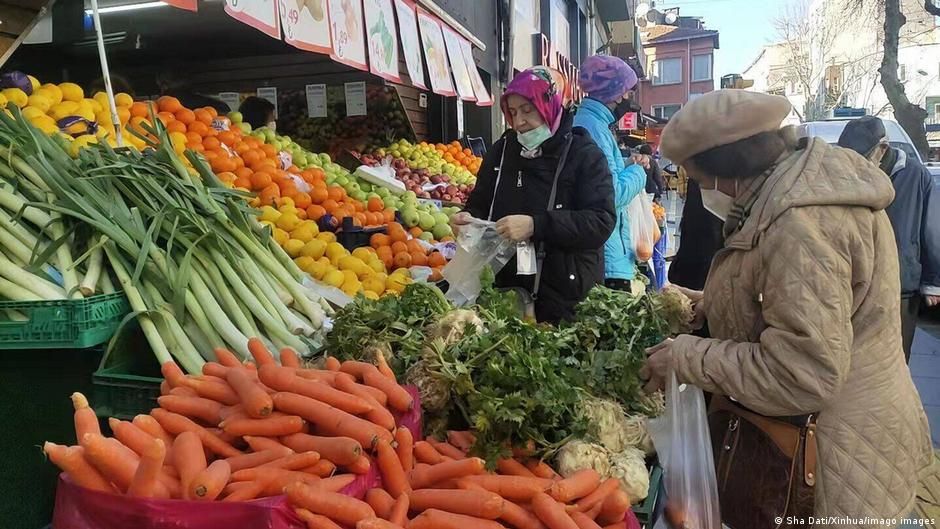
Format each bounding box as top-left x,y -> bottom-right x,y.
464,112 -> 616,323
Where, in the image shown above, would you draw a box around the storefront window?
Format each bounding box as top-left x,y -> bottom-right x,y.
551,0 -> 570,59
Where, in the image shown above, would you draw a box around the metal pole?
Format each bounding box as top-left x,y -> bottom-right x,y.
89,0 -> 123,147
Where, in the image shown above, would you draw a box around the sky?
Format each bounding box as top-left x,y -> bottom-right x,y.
652,0 -> 798,82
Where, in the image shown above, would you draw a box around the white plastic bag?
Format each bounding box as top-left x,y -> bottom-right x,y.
442,217 -> 516,306
628,192 -> 657,263
648,372 -> 722,529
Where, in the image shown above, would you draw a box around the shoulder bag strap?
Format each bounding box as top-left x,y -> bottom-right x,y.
532,133 -> 574,300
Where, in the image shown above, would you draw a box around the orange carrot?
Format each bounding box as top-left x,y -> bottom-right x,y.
285,482 -> 376,526
526,459 -> 560,480
231,466 -> 319,484
414,441 -> 445,465
172,431 -> 206,496
222,480 -> 266,502
214,347 -> 243,367
259,451 -> 321,471
189,459 -> 231,501
225,447 -> 294,472
161,380 -> 171,395
333,373 -> 396,430
570,512 -> 602,529
184,378 -> 240,406
127,438 -> 167,498
366,488 -> 396,519
572,479 -> 619,513
70,392 -> 100,442
430,440 -> 466,460
132,415 -> 174,449
407,509 -> 507,529
377,440 -> 410,498
227,368 -> 273,418
202,362 -> 230,379
346,455 -> 372,475
532,492 -> 579,529
43,443 -> 115,493
446,431 -> 475,452
244,435 -> 289,452
281,433 -> 361,466
395,428 -> 414,472
497,458 -> 537,478
222,415 -> 306,437
169,386 -> 200,398
408,489 -> 505,519
585,501 -> 604,520
311,474 -> 356,492
247,337 -> 277,366
304,459 -> 337,477
219,404 -> 247,422
259,364 -> 374,415
409,457 -> 486,489
295,369 -> 340,385
157,395 -> 224,425
109,418 -> 157,456
295,509 -> 344,529
374,349 -> 395,381
161,361 -> 187,387
549,469 -> 600,503
339,360 -> 377,380
208,427 -> 241,447
80,434 -> 140,492
280,347 -> 302,368
596,490 -> 629,525
458,475 -> 553,502
325,356 -> 342,371
389,494 -> 410,525
500,501 -> 547,529
358,517 -> 405,529
335,372 -> 388,405
362,369 -> 413,412
151,409 -> 242,458
271,392 -> 393,447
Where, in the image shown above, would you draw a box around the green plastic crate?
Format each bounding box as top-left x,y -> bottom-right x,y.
633,463 -> 663,528
0,292 -> 130,349
92,322 -> 162,419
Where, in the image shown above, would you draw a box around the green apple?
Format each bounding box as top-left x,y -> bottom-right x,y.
432,223 -> 453,240
433,212 -> 450,226
403,191 -> 418,204
419,232 -> 435,242
319,153 -> 332,165
401,207 -> 420,228
228,111 -> 243,124
376,187 -> 390,198
352,190 -> 368,202
237,122 -> 252,134
418,212 -> 436,230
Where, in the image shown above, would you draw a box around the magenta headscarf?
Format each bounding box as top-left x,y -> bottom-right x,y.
500,66 -> 565,134
579,55 -> 638,103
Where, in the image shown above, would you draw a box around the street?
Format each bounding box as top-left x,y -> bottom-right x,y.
913,322 -> 940,446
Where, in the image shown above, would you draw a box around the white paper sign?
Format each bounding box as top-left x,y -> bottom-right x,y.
394,0 -> 426,89
363,0 -> 400,82
456,100 -> 464,138
345,82 -> 367,116
329,0 -> 368,71
306,84 -> 328,118
280,0 -> 331,53
257,87 -> 279,118
416,8 -> 455,96
224,0 -> 280,39
218,92 -> 242,112
440,25 -> 475,101
457,37 -> 492,106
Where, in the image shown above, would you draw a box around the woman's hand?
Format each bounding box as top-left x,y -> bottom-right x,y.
495,215 -> 535,241
640,338 -> 675,393
450,212 -> 473,236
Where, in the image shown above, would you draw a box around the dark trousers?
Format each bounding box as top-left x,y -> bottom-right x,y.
901,295 -> 921,364
604,278 -> 632,291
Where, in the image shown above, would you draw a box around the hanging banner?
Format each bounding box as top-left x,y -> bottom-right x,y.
362,0 -> 401,82
165,0 -> 197,12
393,0 -> 426,89
457,37 -> 492,106
328,0 -> 368,71
416,8 -> 455,97
224,0 -> 280,39
440,24 -> 476,102
280,0 -> 331,53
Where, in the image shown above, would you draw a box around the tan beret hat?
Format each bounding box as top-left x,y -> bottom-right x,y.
659,90 -> 792,165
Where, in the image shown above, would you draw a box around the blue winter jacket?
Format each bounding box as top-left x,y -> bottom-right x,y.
573,98 -> 647,280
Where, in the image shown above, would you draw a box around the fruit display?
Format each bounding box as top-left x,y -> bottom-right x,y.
369,140 -> 478,204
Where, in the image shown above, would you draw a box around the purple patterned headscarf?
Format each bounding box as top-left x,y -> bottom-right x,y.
579,55 -> 638,103
501,66 -> 565,134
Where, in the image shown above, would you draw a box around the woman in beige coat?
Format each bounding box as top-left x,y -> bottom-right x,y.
642,90 -> 932,529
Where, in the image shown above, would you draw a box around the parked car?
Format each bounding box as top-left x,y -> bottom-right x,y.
800,118 -> 940,178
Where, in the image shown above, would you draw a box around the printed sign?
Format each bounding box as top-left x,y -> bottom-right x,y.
394,0 -> 426,89
416,8 -> 455,96
328,0 -> 368,71
257,87 -> 278,118
280,0 -> 331,53
306,84 -> 328,118
218,92 -> 242,112
224,0 -> 280,39
457,37 -> 492,106
363,0 -> 401,82
618,112 -> 638,131
345,82 -> 367,116
440,25 -> 475,101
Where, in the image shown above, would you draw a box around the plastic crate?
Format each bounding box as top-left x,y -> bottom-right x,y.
0,293 -> 130,350
633,463 -> 663,528
337,217 -> 388,251
91,322 -> 162,420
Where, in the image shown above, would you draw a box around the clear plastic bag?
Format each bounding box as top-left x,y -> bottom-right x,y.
628,193 -> 657,263
648,372 -> 722,529
442,217 -> 516,306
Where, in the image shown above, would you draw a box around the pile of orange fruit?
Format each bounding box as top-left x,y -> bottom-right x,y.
369,222 -> 447,281
434,141 -> 482,175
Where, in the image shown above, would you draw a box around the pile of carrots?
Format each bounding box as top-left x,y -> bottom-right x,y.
44,338 -> 633,529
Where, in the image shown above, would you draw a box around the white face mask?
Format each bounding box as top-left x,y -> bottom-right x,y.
701,177 -> 736,221
266,121 -> 277,132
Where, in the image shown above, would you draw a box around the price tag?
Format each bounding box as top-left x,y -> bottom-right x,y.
306,84 -> 327,118
345,82 -> 367,117
257,87 -> 279,118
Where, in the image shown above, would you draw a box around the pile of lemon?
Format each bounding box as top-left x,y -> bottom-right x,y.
259,199 -> 412,299
1,75 -> 143,156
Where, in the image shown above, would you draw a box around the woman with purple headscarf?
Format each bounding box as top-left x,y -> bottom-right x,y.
452,67 -> 616,323
574,55 -> 647,291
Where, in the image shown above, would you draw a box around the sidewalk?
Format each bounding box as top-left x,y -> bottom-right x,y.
912,325 -> 940,447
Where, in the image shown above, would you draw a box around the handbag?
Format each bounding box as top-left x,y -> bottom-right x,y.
488,134 -> 574,320
707,395 -> 817,529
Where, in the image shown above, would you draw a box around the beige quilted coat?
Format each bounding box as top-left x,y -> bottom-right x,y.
671,137 -> 933,527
